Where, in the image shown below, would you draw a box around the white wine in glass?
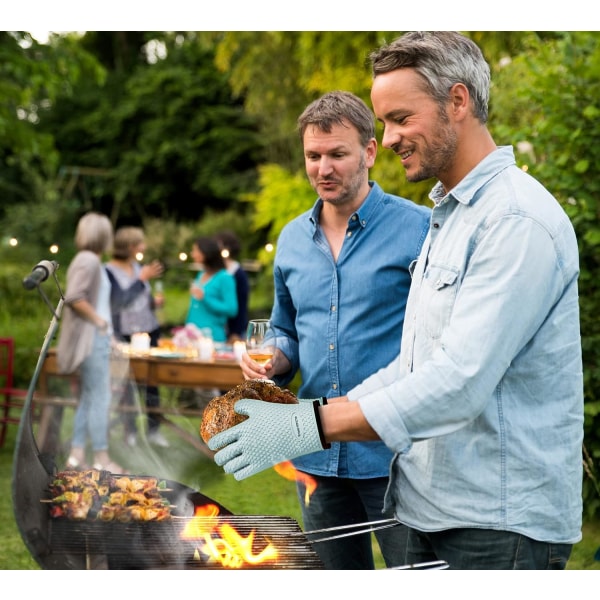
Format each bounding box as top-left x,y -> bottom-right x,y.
246,319 -> 275,366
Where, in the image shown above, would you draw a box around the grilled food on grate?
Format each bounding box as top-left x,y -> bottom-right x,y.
47,469 -> 172,522
200,380 -> 298,443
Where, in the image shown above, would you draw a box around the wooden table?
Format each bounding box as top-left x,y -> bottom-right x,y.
35,347 -> 245,456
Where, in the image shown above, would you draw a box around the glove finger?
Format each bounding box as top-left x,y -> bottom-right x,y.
233,462 -> 268,481
232,398 -> 259,415
212,442 -> 243,466
233,466 -> 256,481
220,452 -> 251,476
207,426 -> 242,451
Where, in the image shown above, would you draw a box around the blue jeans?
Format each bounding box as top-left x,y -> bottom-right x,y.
297,475 -> 408,569
72,331 -> 111,451
405,527 -> 572,570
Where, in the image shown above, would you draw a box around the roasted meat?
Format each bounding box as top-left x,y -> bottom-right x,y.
200,380 -> 298,443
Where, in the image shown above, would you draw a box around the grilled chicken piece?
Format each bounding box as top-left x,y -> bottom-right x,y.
47,469 -> 172,522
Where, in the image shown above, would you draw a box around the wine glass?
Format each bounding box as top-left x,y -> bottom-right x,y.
246,319 -> 275,366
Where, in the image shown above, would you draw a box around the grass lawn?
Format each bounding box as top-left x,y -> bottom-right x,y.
1,399 -> 599,571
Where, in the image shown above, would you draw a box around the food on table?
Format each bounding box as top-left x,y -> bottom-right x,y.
200,380 -> 298,443
157,338 -> 177,350
46,469 -> 172,522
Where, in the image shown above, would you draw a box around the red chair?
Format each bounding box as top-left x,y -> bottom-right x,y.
0,337 -> 30,448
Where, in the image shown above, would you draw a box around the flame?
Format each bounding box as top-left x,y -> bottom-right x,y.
181,504 -> 279,568
273,461 -> 317,506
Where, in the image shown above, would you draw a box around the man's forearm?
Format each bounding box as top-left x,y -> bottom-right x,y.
319,400 -> 380,442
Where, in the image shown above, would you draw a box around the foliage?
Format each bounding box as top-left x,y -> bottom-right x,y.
34,32 -> 264,228
0,32 -> 105,225
243,164 -> 314,241
490,31 -> 600,517
0,254 -> 63,388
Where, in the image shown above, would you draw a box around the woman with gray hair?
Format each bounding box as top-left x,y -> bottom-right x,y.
56,211 -> 126,473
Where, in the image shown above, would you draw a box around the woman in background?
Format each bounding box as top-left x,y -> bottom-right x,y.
106,226 -> 168,449
185,236 -> 238,343
56,212 -> 125,473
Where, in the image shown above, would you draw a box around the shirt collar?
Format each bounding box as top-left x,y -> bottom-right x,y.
309,181 -> 382,229
429,145 -> 516,207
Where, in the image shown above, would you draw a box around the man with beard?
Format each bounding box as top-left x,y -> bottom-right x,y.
209,33 -> 584,570
239,90 -> 430,569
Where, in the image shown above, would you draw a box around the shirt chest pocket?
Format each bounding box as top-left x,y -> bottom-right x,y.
420,265 -> 459,340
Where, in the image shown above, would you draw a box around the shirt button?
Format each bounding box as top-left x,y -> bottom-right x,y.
346,231 -> 352,238
351,215 -> 358,221
332,383 -> 338,390
329,344 -> 335,350
433,222 -> 440,228
331,305 -> 336,311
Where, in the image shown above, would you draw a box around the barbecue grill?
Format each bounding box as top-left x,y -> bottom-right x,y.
12,260 -> 448,570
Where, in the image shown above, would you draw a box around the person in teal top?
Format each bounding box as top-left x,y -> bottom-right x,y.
185,236 -> 238,343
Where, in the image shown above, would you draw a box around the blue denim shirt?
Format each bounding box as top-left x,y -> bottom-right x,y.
350,147 -> 584,543
270,181 -> 430,478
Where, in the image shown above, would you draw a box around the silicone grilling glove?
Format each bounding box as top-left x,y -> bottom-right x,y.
207,399 -> 330,481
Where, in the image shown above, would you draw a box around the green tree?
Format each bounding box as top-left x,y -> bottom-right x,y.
0,31 -> 104,249
38,32 -> 264,226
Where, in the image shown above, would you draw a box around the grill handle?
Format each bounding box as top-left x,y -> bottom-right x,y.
390,560 -> 450,570
298,518 -> 401,543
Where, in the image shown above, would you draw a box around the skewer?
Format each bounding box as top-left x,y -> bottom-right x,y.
295,518 -> 402,543
40,499 -> 178,509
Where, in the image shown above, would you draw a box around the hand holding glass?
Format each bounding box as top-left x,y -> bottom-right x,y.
246,319 -> 275,366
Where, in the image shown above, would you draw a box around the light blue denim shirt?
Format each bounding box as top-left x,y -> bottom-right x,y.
349,146 -> 584,543
271,181 -> 431,478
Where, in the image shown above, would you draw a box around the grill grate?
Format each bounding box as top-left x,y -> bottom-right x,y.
48,515 -> 324,569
